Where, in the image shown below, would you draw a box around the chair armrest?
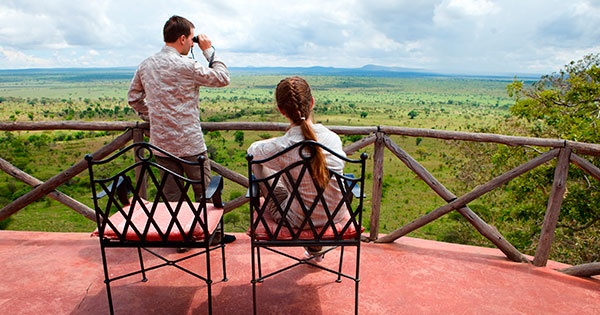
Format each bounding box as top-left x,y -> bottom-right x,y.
344,173 -> 364,198
206,175 -> 224,208
92,175 -> 131,206
245,175 -> 260,198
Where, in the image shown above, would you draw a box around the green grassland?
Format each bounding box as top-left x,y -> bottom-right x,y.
0,71 -> 517,247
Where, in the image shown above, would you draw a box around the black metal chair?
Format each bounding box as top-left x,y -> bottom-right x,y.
86,142 -> 227,315
246,140 -> 367,315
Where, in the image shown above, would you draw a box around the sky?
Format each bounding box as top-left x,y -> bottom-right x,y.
0,0 -> 599,75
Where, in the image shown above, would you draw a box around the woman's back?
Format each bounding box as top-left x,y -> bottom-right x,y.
248,124 -> 348,228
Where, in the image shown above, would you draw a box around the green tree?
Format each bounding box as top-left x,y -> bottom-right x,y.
408,110 -> 418,119
416,137 -> 423,146
508,53 -> 600,142
234,130 -> 245,147
486,54 -> 600,264
446,54 -> 600,265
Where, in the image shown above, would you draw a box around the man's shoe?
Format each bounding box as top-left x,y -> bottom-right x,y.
210,233 -> 236,245
222,234 -> 237,244
176,247 -> 190,253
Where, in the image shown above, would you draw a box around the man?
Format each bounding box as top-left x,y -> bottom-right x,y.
128,15 -> 235,245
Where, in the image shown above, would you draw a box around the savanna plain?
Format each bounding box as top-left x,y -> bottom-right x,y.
3,68 -> 590,264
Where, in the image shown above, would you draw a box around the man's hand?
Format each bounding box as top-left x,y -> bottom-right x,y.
195,34 -> 212,51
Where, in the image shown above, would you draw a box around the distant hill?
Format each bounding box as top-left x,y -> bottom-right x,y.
229,64 -> 442,78
0,65 -> 540,80
0,67 -> 136,82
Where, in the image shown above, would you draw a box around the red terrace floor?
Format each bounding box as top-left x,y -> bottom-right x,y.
1,231 -> 599,315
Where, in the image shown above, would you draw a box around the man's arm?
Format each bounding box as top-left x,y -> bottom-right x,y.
192,34 -> 230,87
127,70 -> 149,121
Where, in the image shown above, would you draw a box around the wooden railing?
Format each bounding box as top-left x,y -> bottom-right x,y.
1,121 -> 599,275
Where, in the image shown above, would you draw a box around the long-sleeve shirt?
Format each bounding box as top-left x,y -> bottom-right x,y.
247,124 -> 350,228
128,46 -> 230,157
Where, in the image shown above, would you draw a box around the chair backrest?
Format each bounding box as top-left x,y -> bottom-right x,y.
247,140 -> 367,246
86,142 -> 211,244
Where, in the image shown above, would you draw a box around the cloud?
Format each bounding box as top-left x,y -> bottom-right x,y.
535,1 -> 600,48
0,0 -> 597,74
0,46 -> 50,68
435,0 -> 498,20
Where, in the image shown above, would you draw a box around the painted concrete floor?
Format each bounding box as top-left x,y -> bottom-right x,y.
1,230 -> 599,314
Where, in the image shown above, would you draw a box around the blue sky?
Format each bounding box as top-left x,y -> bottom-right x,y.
0,0 -> 599,75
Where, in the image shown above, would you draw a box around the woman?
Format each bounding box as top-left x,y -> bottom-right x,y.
247,76 -> 349,261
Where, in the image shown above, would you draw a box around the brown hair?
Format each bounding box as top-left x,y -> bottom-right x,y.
163,15 -> 194,43
276,77 -> 329,188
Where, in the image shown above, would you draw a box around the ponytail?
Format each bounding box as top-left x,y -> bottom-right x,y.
299,119 -> 329,188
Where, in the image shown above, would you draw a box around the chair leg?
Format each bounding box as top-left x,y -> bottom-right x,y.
354,280 -> 359,315
137,247 -> 148,282
354,245 -> 361,315
220,218 -> 228,282
251,242 -> 258,315
257,246 -> 263,281
337,245 -> 345,283
99,245 -> 115,315
205,241 -> 213,315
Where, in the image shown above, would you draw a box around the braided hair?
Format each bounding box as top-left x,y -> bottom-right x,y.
275,77 -> 329,188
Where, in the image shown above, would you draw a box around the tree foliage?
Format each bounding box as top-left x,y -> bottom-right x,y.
507,53 -> 600,142
454,54 -> 600,264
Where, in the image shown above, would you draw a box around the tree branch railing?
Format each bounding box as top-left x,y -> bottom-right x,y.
1,121 -> 600,276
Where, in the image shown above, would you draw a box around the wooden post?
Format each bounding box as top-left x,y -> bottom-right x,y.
0,158 -> 96,222
533,148 -> 571,267
370,131 -> 385,240
133,128 -> 147,199
381,136 -> 530,263
558,262 -> 600,277
377,148 -> 560,243
0,130 -> 133,222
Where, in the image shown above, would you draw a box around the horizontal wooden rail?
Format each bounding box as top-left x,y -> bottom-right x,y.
380,126 -> 565,147
0,121 -> 144,131
2,121 -> 599,156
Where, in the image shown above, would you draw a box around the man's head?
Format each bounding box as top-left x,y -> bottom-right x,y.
163,15 -> 195,55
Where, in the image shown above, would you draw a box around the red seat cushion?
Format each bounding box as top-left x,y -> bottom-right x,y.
92,198 -> 223,242
247,199 -> 363,241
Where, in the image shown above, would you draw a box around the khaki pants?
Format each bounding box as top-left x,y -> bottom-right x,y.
156,151 -> 225,244
155,151 -> 211,202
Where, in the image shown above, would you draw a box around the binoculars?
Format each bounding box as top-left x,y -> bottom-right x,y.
192,36 -> 199,43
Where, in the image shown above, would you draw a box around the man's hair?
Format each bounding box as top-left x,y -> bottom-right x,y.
163,15 -> 195,43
